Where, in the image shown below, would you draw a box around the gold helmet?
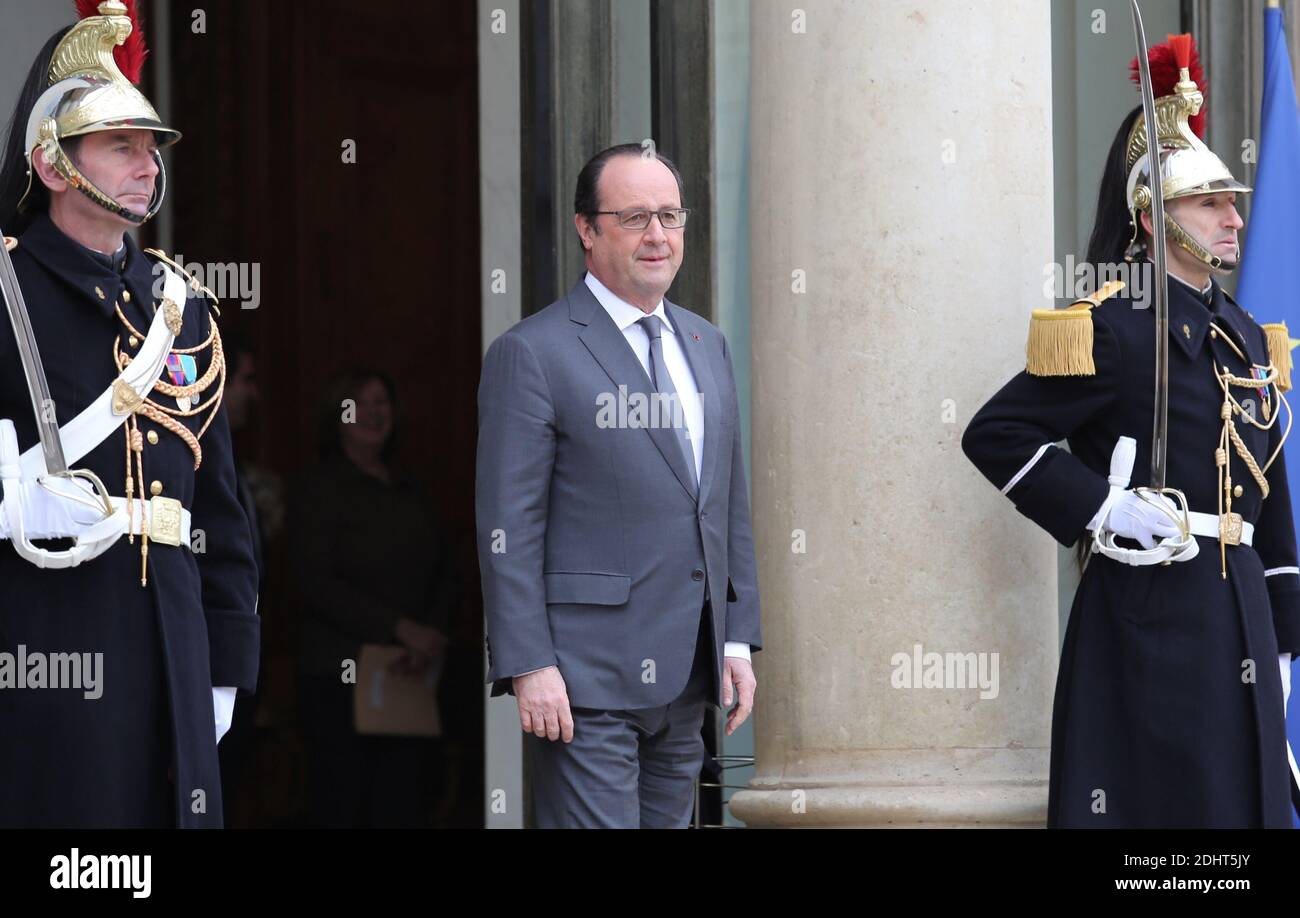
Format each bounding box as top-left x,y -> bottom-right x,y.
1125,33 -> 1250,270
18,0 -> 180,225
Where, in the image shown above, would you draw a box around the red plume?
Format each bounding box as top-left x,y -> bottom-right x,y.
74,0 -> 149,84
1129,32 -> 1206,138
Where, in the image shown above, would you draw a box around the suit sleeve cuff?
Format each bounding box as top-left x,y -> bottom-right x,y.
511,665 -> 551,678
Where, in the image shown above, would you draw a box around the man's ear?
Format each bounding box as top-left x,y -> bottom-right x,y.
574,213 -> 593,251
1139,209 -> 1153,238
30,147 -> 67,195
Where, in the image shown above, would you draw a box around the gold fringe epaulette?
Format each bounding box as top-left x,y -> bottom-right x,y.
1261,321 -> 1293,394
3,236 -> 16,253
1025,279 -> 1124,377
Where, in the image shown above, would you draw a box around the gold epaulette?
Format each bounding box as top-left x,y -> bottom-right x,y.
143,248 -> 221,316
1026,280 -> 1124,377
1261,321 -> 1293,394
3,236 -> 16,253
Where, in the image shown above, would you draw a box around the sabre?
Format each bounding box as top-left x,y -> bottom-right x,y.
1130,0 -> 1171,490
0,229 -> 68,475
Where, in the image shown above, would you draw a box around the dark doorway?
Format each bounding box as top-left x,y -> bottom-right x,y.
164,0 -> 483,828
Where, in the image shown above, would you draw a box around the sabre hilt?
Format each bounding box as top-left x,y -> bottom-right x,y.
1109,435 -> 1137,488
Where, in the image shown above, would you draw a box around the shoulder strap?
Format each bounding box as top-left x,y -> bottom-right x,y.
17,265 -> 187,478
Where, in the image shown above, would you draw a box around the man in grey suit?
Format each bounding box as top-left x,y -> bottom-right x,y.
476,143 -> 761,828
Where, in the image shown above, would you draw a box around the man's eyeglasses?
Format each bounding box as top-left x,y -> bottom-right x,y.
590,208 -> 690,230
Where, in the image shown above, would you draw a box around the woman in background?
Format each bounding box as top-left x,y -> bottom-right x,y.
292,369 -> 459,828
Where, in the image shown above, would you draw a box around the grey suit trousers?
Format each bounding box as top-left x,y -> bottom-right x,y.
528,602 -> 715,829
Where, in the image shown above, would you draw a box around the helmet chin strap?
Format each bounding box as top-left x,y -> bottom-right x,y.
1167,215 -> 1237,273
1129,200 -> 1239,274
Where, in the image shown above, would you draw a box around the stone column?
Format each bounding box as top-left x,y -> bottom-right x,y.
730,0 -> 1058,828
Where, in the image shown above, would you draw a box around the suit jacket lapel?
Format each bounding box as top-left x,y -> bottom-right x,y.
665,299 -> 721,505
570,279 -> 699,502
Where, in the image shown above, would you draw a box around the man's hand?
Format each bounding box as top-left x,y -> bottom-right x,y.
1096,487 -> 1181,549
722,657 -> 756,736
513,665 -> 574,743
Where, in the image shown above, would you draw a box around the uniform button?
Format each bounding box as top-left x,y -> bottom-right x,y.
1234,485 -> 1243,498
1182,324 -> 1190,339
149,480 -> 163,496
123,290 -> 132,303
146,430 -> 159,445
94,286 -> 105,300
691,569 -> 704,581
128,335 -> 139,348
1210,329 -> 1218,339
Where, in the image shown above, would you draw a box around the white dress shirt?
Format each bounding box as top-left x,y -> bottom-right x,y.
584,272 -> 705,479
585,271 -> 750,663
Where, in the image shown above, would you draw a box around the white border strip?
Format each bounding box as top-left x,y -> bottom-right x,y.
1000,443 -> 1053,495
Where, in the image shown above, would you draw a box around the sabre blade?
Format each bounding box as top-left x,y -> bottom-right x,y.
0,231 -> 68,475
1129,0 -> 1170,491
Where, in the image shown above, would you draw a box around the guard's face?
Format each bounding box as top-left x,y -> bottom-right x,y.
67,129 -> 160,219
1167,191 -> 1244,271
576,155 -> 684,308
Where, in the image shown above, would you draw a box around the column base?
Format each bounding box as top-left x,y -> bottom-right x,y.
729,781 -> 1048,828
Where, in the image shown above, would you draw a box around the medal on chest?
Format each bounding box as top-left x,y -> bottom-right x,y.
166,353 -> 200,411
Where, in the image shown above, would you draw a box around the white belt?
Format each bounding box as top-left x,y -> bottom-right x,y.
110,496 -> 193,546
1094,509 -> 1253,567
0,495 -> 190,544
1186,510 -> 1254,546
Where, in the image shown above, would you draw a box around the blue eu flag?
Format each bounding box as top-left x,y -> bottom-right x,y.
1236,4 -> 1300,827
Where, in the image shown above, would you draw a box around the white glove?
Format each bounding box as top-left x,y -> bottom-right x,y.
1092,486 -> 1182,549
1282,654 -> 1292,714
213,686 -> 237,744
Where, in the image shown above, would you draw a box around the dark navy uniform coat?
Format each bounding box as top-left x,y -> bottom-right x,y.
0,214 -> 259,828
963,275 -> 1300,828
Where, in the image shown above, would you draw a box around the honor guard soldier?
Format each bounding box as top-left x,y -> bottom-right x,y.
0,1 -> 259,827
963,29 -> 1300,827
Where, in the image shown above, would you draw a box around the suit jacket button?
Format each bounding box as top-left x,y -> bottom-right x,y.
692,569 -> 704,581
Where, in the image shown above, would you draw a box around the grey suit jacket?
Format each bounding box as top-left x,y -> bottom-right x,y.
476,276 -> 762,710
